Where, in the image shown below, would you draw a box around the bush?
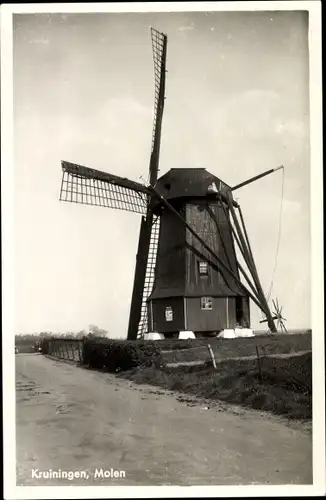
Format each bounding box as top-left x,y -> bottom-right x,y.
82,339 -> 162,372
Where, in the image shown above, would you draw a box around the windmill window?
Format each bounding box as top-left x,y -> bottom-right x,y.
201,297 -> 213,310
198,261 -> 209,276
165,306 -> 173,322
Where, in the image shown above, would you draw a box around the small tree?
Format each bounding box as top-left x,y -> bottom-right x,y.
88,325 -> 109,337
39,331 -> 53,338
75,329 -> 87,339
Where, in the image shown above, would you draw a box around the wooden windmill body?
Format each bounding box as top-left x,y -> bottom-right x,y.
60,28 -> 283,339
147,169 -> 251,336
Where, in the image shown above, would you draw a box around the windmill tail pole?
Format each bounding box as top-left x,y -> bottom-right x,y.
225,192 -> 277,333
231,165 -> 283,192
213,195 -> 262,302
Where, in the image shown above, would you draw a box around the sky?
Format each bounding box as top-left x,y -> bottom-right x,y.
13,10 -> 310,336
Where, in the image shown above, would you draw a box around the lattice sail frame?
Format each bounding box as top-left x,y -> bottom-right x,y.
60,161 -> 149,215
149,28 -> 167,183
137,215 -> 160,338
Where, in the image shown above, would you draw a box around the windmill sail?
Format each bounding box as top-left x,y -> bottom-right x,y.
127,28 -> 167,340
60,161 -> 149,214
149,27 -> 167,185
58,28 -> 168,340
136,215 -> 160,338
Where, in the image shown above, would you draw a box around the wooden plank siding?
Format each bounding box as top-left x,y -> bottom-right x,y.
185,201 -> 242,296
149,206 -> 186,298
185,297 -> 237,332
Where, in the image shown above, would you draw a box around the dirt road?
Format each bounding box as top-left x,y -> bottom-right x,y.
16,353 -> 312,486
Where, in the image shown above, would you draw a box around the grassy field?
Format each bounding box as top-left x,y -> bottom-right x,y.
15,342 -> 36,353
158,332 -> 312,364
117,352 -> 312,420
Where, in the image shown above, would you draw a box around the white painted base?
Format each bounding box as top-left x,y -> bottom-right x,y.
178,331 -> 196,340
235,328 -> 255,338
144,332 -> 165,340
143,329 -> 254,341
218,329 -> 236,339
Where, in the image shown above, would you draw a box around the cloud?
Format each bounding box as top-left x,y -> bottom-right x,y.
100,97 -> 152,121
28,38 -> 49,45
211,89 -> 307,145
275,120 -> 306,137
210,89 -> 281,139
177,22 -> 195,32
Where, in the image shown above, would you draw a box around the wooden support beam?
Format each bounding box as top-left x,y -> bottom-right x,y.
237,206 -> 255,264
231,165 -> 283,192
213,194 -> 261,302
206,205 -> 261,301
216,193 -> 250,266
225,192 -> 277,333
205,205 -> 236,274
237,262 -> 261,302
217,193 -> 257,277
62,161 -> 151,196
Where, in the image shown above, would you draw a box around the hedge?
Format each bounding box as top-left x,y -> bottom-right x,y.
82,338 -> 162,372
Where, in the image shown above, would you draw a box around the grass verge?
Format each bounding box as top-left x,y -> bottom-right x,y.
117,352 -> 312,420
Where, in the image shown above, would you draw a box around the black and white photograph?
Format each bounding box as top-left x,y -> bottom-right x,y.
1,1 -> 324,498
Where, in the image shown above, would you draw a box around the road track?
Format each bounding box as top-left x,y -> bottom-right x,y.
16,353 -> 312,486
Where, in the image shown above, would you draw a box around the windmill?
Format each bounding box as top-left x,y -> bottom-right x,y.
59,27 -> 284,340
260,298 -> 287,333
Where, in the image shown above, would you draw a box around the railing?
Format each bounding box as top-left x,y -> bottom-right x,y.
43,338 -> 84,363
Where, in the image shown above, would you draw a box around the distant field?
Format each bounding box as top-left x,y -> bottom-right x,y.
158,332 -> 312,364
15,343 -> 35,354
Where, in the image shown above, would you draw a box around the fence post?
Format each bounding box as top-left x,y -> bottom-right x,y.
207,344 -> 217,370
78,340 -> 83,363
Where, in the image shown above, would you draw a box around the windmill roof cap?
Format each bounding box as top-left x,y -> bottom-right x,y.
154,168 -> 231,201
